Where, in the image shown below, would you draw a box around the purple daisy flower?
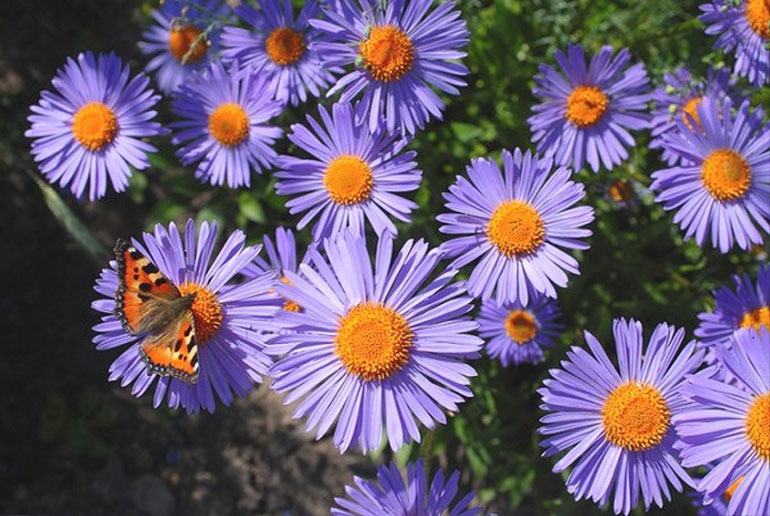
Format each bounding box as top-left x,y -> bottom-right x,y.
699,0 -> 770,87
332,460 -> 483,516
651,98 -> 769,253
650,66 -> 744,166
311,0 -> 469,135
538,318 -> 704,515
269,230 -> 482,453
25,52 -> 163,201
527,44 -> 651,173
170,61 -> 283,188
477,291 -> 562,366
696,263 -> 770,350
221,0 -> 338,106
92,219 -> 280,414
275,102 -> 421,240
674,329 -> 770,516
437,148 -> 595,306
138,0 -> 230,94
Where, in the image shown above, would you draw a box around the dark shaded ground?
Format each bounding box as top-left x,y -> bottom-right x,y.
0,2 -> 371,515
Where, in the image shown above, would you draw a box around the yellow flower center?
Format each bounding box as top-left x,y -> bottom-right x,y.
602,382 -> 671,452
505,310 -> 538,344
279,276 -> 302,312
486,201 -> 545,257
178,282 -> 223,344
741,306 -> 770,332
608,179 -> 634,203
359,25 -> 415,82
723,477 -> 744,502
334,302 -> 413,381
72,102 -> 118,151
701,149 -> 752,202
266,27 -> 306,65
566,86 -> 609,127
208,103 -> 250,147
324,155 -> 374,205
747,0 -> 770,40
169,25 -> 208,63
681,97 -> 703,131
746,393 -> 770,462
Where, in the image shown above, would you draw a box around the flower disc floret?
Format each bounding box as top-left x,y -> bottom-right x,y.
506,310 -> 538,343
324,155 -> 374,205
178,282 -> 224,344
747,0 -> 770,39
169,25 -> 208,63
566,86 -> 609,127
266,27 -> 306,65
681,96 -> 703,131
701,149 -> 752,202
487,201 -> 545,257
72,102 -> 118,151
208,103 -> 250,147
745,393 -> 770,461
602,382 -> 671,452
359,25 -> 415,82
741,306 -> 770,331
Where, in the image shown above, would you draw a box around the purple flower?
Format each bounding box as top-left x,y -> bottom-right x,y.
269,230 -> 482,453
699,0 -> 770,87
92,220 -> 280,414
438,148 -> 594,306
674,329 -> 770,516
221,0 -> 338,106
170,61 -> 283,188
477,291 -> 562,366
538,319 -> 704,515
527,44 -> 650,173
26,52 -> 163,201
696,263 -> 770,349
138,0 -> 231,93
275,102 -> 421,240
650,66 -> 744,166
311,0 -> 469,135
651,98 -> 769,253
332,460 -> 483,516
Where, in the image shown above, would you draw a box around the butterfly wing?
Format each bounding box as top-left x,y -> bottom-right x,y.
138,311 -> 200,384
114,238 -> 181,335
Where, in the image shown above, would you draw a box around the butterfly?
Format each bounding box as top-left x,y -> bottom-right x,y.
113,239 -> 200,384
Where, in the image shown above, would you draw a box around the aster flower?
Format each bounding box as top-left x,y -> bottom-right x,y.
311,0 -> 469,135
651,98 -> 769,253
170,61 -> 283,188
437,148 -> 594,306
477,291 -> 562,366
332,460 -> 483,516
275,102 -> 421,240
269,230 -> 482,453
139,0 -> 230,93
696,263 -> 769,349
221,0 -> 338,106
26,52 -> 163,201
674,329 -> 770,516
650,66 -> 744,166
527,44 -> 651,173
91,219 -> 279,414
699,0 -> 770,87
538,318 -> 704,515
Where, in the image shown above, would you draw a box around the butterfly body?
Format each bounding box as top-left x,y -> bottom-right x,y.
113,239 -> 200,384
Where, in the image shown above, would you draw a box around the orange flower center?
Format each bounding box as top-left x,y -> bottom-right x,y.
324,155 -> 374,205
169,25 -> 208,63
723,477 -> 744,502
747,0 -> 770,40
505,310 -> 538,344
72,102 -> 117,151
566,86 -> 609,127
487,201 -> 545,257
178,282 -> 223,344
701,149 -> 751,202
608,179 -> 635,203
266,27 -> 306,65
602,382 -> 671,451
746,393 -> 770,462
279,276 -> 302,312
208,103 -> 250,147
741,306 -> 770,332
681,97 -> 703,131
359,25 -> 415,82
335,302 -> 413,381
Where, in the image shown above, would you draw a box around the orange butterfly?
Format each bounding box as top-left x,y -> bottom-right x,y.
113,239 -> 200,384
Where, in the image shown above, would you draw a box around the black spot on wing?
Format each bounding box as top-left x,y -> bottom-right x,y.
139,283 -> 152,292
142,262 -> 160,274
